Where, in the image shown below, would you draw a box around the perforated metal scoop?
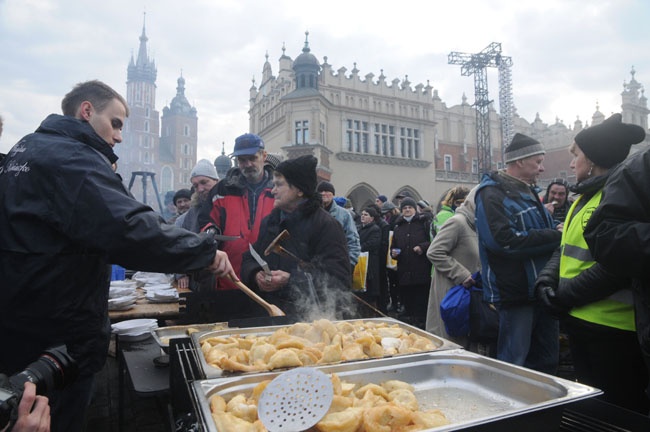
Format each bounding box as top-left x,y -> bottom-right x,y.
258,367 -> 333,432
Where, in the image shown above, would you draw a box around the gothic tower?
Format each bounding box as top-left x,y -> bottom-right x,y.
118,16 -> 161,202
160,74 -> 198,190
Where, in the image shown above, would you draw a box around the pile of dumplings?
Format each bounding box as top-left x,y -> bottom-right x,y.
210,373 -> 450,432
200,319 -> 437,373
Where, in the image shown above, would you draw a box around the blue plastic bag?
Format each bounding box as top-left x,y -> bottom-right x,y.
440,283 -> 470,336
439,272 -> 481,337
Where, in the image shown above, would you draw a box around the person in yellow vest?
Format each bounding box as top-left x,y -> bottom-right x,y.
535,113 -> 648,413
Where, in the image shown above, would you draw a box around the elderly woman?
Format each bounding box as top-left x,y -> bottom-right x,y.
425,186 -> 480,344
241,155 -> 351,320
535,113 -> 648,413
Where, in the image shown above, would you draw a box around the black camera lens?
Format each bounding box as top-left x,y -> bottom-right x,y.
9,347 -> 77,396
0,346 -> 78,430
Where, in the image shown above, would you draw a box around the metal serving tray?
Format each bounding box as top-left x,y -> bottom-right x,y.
192,349 -> 601,432
152,322 -> 228,353
192,317 -> 462,379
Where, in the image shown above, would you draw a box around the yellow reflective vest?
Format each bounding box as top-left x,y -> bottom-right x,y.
560,190 -> 635,331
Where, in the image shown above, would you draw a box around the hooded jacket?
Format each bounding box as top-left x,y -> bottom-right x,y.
0,114 -> 217,375
475,171 -> 561,305
209,166 -> 276,290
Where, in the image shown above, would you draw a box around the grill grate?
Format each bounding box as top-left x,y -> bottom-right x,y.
170,338 -> 206,431
560,398 -> 650,432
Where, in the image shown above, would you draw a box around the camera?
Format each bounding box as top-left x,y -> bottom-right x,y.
0,345 -> 78,429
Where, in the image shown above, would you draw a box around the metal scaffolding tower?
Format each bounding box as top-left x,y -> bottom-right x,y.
448,42 -> 513,175
128,171 -> 165,214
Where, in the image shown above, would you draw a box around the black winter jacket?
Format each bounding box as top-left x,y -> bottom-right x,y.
392,212 -> 433,286
584,149 -> 650,365
358,222 -> 381,296
241,194 -> 351,319
0,115 -> 218,375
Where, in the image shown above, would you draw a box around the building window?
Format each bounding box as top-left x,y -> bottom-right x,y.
346,119 -> 369,153
184,125 -> 190,137
373,122 -> 395,156
444,154 -> 452,171
145,107 -> 150,118
144,152 -> 150,164
295,120 -> 309,145
144,121 -> 149,133
496,161 -> 504,170
183,144 -> 190,155
320,122 -> 326,145
399,127 -> 420,159
472,158 -> 478,174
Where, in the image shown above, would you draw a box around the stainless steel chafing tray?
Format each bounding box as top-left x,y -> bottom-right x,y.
152,322 -> 229,353
192,349 -> 601,432
192,317 -> 462,379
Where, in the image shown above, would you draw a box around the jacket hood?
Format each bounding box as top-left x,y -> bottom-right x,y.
37,114 -> 118,164
455,185 -> 478,229
571,173 -> 609,196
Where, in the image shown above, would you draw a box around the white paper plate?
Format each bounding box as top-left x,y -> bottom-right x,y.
108,303 -> 136,311
118,332 -> 153,342
141,283 -> 173,292
111,318 -> 158,334
109,287 -> 137,298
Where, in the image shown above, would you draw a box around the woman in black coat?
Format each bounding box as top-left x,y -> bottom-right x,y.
358,206 -> 382,306
391,198 -> 433,328
240,156 -> 351,320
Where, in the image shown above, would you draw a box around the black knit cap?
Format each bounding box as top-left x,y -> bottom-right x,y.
274,155 -> 318,197
504,133 -> 545,163
316,181 -> 335,194
173,188 -> 192,205
575,113 -> 646,168
400,197 -> 417,210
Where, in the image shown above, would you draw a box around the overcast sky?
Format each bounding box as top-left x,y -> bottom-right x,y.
1,0 -> 648,162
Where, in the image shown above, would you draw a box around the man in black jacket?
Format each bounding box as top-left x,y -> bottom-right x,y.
0,80 -> 235,432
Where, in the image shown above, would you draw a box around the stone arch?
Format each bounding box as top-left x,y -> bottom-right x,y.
392,185 -> 423,203
345,182 -> 378,212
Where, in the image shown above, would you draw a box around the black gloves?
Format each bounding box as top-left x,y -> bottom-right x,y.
535,283 -> 570,319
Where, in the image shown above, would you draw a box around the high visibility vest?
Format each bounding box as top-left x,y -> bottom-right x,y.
559,190 -> 635,331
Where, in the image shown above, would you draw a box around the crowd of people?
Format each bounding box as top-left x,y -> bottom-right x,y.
1,79 -> 650,431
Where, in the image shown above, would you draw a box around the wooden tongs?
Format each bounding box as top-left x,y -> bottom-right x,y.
228,275 -> 285,317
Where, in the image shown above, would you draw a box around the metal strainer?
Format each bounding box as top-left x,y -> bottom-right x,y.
258,367 -> 334,432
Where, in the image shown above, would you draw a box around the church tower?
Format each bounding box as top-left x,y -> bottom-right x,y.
621,66 -> 649,130
118,14 -> 161,200
160,74 -> 198,190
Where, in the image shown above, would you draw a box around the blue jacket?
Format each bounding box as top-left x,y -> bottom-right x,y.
326,202 -> 361,265
475,171 -> 561,305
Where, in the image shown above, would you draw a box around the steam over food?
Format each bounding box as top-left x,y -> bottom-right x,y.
209,373 -> 450,432
200,319 -> 437,373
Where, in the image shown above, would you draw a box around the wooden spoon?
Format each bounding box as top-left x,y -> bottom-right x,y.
228,275 -> 286,317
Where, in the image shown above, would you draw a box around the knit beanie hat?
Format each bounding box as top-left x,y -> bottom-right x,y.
381,201 -> 396,214
334,196 -> 347,207
274,155 -> 318,197
316,181 -> 336,194
400,197 -> 417,210
574,113 -> 645,168
376,194 -> 388,203
504,133 -> 545,163
173,188 -> 192,205
190,159 -> 219,180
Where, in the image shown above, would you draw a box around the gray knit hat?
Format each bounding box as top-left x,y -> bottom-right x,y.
504,133 -> 545,163
190,159 -> 219,180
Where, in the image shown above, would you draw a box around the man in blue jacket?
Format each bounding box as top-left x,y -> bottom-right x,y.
0,80 -> 235,431
475,133 -> 562,374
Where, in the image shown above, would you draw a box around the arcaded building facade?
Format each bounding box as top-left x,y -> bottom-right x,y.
249,34 -> 648,209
